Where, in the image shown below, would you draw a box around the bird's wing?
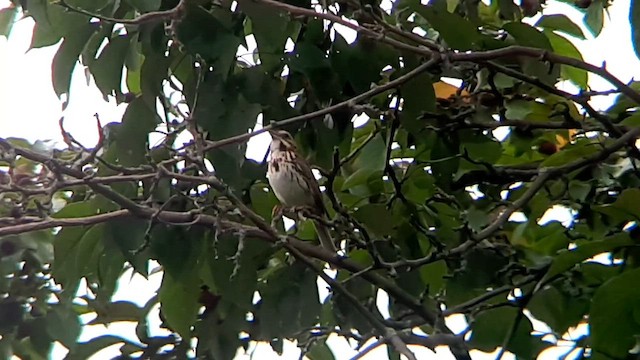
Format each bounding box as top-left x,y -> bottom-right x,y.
296,159 -> 328,215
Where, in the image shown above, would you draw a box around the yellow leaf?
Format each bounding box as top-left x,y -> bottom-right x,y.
433,81 -> 469,100
555,129 -> 577,149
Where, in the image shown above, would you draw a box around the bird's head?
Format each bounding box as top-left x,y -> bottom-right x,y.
269,129 -> 297,153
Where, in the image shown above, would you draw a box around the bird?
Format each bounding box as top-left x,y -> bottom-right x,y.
266,129 -> 337,252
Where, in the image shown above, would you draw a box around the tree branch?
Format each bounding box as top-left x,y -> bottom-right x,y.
449,47 -> 640,106
192,57 -> 441,155
56,0 -> 188,25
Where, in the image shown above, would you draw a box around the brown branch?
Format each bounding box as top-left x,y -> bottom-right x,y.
400,333 -> 466,351
442,275 -> 537,316
482,61 -> 631,143
473,170 -> 551,240
449,46 -> 640,106
460,118 -> 589,131
350,339 -> 386,360
0,139 -> 151,218
56,0 -> 187,25
254,0 -> 428,56
373,126 -> 640,271
467,126 -> 640,242
0,209 -> 222,237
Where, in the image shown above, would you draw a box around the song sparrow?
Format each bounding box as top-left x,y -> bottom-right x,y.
267,130 -> 337,252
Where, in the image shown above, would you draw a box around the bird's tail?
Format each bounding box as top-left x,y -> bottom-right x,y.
313,219 -> 337,252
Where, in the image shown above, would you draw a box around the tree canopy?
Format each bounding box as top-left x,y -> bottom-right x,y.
2,0 -> 640,358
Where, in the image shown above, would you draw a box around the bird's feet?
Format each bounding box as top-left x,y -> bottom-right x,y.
271,204 -> 284,227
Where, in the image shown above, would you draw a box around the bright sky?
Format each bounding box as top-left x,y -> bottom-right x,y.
0,0 -> 638,358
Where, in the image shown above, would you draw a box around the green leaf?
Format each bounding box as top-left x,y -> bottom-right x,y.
503,22 -> 552,50
115,96 -> 161,167
461,138 -> 502,163
544,30 -> 588,89
591,267 -> 640,358
541,141 -> 600,167
584,0 -> 604,37
504,22 -> 561,85
504,99 -> 534,119
401,168 -> 435,204
192,72 -> 262,186
594,188 -> 640,221
430,136 -> 460,189
419,260 -> 447,295
0,5 -> 18,37
620,113 -> 640,127
235,66 -> 298,121
412,6 -> 480,50
568,180 -> 591,202
139,50 -> 171,107
469,306 -> 546,358
528,284 -> 589,334
288,41 -> 339,101
73,224 -> 105,276
250,182 -> 279,221
52,22 -> 98,98
45,305 -> 81,349
342,134 -> 386,190
539,233 -> 633,284
497,0 -> 520,21
104,218 -> 149,277
465,206 -> 490,232
89,34 -> 131,99
257,262 -> 321,338
205,232 -> 266,307
95,242 -> 125,298
26,0 -> 64,49
159,272 -> 201,338
238,0 -> 296,73
400,72 -> 436,134
353,204 -> 395,237
52,200 -> 100,219
52,201 -> 105,298
535,14 -> 586,39
175,4 -> 241,78
290,42 -> 330,71
28,1 -> 87,48
341,168 -> 383,192
81,25 -> 113,68
306,341 -> 335,360
331,33 -> 399,93
151,226 -> 203,279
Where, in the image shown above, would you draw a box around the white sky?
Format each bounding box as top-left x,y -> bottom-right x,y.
0,0 -> 638,358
